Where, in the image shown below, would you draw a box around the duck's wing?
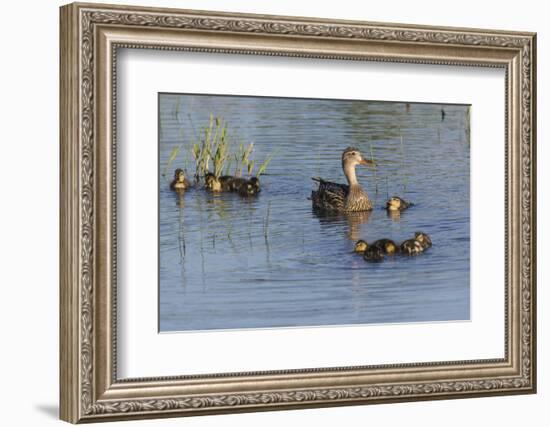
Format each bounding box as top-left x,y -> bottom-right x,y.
311,177 -> 349,211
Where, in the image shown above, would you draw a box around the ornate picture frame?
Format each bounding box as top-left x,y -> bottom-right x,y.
60,2 -> 536,423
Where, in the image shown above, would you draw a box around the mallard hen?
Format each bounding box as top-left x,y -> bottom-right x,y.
311,147 -> 374,212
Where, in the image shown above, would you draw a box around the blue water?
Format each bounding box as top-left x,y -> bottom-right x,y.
159,94 -> 470,332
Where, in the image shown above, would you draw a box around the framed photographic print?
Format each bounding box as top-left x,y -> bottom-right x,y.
60,2 -> 537,423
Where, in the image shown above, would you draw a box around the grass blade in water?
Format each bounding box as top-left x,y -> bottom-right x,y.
162,144 -> 182,181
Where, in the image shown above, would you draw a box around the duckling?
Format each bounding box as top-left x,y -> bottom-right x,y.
372,239 -> 399,255
400,239 -> 424,256
386,196 -> 411,211
229,177 -> 248,192
204,173 -> 235,192
170,168 -> 189,191
363,245 -> 384,262
415,232 -> 432,250
204,172 -> 218,191
249,177 -> 261,193
354,239 -> 368,254
219,175 -> 235,191
237,179 -> 261,197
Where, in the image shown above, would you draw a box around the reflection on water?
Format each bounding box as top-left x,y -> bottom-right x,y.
387,210 -> 403,222
313,210 -> 372,241
159,94 -> 470,332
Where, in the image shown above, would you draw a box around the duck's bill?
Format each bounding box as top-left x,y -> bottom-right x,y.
359,157 -> 375,166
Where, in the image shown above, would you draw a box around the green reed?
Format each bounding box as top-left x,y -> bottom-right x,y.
191,114 -> 223,181
177,194 -> 186,263
256,152 -> 276,178
161,101 -> 187,181
212,119 -> 231,178
369,142 -> 379,194
171,113 -> 275,184
162,143 -> 183,181
234,142 -> 254,177
263,202 -> 271,242
400,134 -> 408,193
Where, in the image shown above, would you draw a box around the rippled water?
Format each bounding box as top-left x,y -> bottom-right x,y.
159,94 -> 470,332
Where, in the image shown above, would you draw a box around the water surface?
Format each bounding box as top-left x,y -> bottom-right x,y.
159,94 -> 470,332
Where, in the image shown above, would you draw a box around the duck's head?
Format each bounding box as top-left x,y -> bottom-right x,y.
401,239 -> 423,255
342,147 -> 374,168
204,172 -> 215,185
384,240 -> 398,255
386,196 -> 407,211
204,172 -> 221,191
249,177 -> 261,191
174,168 -> 186,182
242,181 -> 258,196
354,239 -> 368,253
415,232 -> 432,247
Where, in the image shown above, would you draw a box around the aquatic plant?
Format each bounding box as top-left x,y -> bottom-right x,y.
247,160 -> 255,177
191,114 -> 216,182
161,101 -> 188,182
399,134 -> 408,192
187,116 -> 217,181
256,153 -> 275,178
211,121 -> 231,179
176,196 -> 186,263
369,142 -> 379,194
162,144 -> 183,181
263,201 -> 271,243
172,113 -> 275,187
191,141 -> 208,183
234,142 -> 254,178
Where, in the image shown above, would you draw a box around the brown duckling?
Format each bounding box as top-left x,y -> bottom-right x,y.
354,239 -> 368,254
204,173 -> 234,192
249,177 -> 261,193
228,177 -> 247,192
170,168 -> 189,191
219,175 -> 235,191
363,245 -> 384,262
203,172 -> 215,189
237,178 -> 261,197
386,196 -> 411,211
228,176 -> 261,196
400,239 -> 423,256
414,232 -> 432,250
372,239 -> 399,255
204,172 -> 221,192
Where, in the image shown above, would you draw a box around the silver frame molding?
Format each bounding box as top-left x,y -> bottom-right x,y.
60,2 -> 536,423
